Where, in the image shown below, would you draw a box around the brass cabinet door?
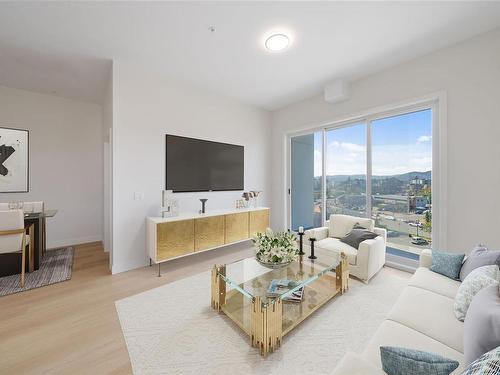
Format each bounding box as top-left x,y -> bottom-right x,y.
249,209 -> 270,236
194,216 -> 225,251
157,219 -> 195,261
224,212 -> 249,243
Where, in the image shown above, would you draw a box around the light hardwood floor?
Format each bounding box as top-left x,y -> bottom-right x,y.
0,241 -> 256,374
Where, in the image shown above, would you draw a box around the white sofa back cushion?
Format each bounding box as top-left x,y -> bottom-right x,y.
329,214 -> 374,238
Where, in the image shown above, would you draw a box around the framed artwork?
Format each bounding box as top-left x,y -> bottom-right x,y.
0,127 -> 29,193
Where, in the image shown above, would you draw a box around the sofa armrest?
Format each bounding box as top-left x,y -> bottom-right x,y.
304,227 -> 329,241
331,352 -> 386,375
374,227 -> 387,241
419,249 -> 432,269
358,236 -> 387,281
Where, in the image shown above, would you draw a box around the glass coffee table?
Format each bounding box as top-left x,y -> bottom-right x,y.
210,248 -> 349,356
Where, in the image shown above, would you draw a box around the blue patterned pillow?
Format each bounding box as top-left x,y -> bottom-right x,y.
461,345 -> 500,374
430,250 -> 465,280
380,346 -> 459,375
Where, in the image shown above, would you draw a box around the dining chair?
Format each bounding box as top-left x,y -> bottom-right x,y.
0,210 -> 30,287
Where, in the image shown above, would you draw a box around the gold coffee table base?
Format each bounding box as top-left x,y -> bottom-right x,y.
211,253 -> 349,356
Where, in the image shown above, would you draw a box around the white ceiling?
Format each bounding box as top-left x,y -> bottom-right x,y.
1,2 -> 500,110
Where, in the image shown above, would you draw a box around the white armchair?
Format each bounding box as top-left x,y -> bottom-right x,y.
305,214 -> 387,282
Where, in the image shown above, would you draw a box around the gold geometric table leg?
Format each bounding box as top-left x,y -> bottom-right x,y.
336,252 -> 349,294
211,264 -> 226,310
251,297 -> 283,356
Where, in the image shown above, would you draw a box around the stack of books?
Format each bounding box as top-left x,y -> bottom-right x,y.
267,279 -> 304,303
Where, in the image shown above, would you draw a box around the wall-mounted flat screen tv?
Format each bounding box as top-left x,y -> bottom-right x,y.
166,134 -> 244,192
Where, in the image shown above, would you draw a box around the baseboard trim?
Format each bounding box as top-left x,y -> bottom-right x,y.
48,236 -> 103,249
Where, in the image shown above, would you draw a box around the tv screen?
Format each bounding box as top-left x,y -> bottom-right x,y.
166,135 -> 244,192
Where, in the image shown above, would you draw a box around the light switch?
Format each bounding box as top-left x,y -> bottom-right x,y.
134,192 -> 144,200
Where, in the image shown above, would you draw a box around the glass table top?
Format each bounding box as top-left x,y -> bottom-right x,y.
219,247 -> 341,305
24,209 -> 58,219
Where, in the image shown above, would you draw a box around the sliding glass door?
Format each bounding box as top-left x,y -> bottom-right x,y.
371,109 -> 432,257
325,122 -> 367,219
290,132 -> 323,231
290,106 -> 434,259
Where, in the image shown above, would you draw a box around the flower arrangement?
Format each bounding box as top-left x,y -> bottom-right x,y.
253,228 -> 299,268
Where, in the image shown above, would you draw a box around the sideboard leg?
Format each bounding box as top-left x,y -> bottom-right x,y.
149,258 -> 152,267
158,263 -> 161,277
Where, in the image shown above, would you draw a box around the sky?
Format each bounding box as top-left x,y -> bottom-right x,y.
313,109 -> 432,176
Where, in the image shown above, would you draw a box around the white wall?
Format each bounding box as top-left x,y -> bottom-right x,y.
271,28 -> 500,253
112,61 -> 271,273
0,85 -> 103,247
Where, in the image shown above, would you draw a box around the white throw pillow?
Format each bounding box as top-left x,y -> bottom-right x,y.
453,265 -> 499,321
329,214 -> 374,238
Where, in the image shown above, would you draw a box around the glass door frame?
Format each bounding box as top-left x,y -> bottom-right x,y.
286,94 -> 446,252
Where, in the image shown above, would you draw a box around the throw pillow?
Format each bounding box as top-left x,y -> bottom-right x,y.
460,245 -> 500,281
430,250 -> 465,280
460,345 -> 500,375
339,224 -> 378,249
464,285 -> 500,365
380,346 -> 459,375
454,265 -> 499,321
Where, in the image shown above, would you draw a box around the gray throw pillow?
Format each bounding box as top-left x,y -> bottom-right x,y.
430,250 -> 465,280
339,224 -> 378,249
461,345 -> 500,375
460,245 -> 500,281
463,285 -> 500,365
380,346 -> 459,375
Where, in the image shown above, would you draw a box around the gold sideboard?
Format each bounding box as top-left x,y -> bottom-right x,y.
147,208 -> 270,266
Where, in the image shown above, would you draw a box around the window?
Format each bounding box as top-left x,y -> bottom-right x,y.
289,106 -> 434,260
371,109 -> 432,257
290,132 -> 323,230
325,122 -> 367,219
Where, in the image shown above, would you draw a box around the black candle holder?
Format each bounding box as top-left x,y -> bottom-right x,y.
308,237 -> 317,260
199,198 -> 208,214
298,231 -> 305,255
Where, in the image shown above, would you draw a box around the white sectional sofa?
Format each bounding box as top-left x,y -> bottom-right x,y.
305,214 -> 387,282
332,249 -> 466,374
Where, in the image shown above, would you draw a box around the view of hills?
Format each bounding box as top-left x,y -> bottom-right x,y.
313,171 -> 431,197
324,171 -> 431,183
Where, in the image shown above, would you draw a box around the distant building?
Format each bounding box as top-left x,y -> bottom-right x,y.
372,194 -> 409,213
372,194 -> 429,213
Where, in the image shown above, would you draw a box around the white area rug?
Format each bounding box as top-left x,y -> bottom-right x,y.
116,268 -> 409,375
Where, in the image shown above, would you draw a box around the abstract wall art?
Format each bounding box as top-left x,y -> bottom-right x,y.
0,127 -> 29,193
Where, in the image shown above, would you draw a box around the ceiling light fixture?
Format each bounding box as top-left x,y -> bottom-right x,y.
265,33 -> 290,52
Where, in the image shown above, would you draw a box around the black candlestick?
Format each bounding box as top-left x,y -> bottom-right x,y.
199,198 -> 208,214
308,237 -> 317,259
298,231 -> 305,255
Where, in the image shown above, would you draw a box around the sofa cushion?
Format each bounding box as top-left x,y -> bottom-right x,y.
460,245 -> 500,281
453,265 -> 499,321
362,320 -> 465,374
387,286 -> 464,353
409,267 -> 461,299
430,250 -> 465,280
315,237 -> 357,265
331,352 -> 387,375
380,346 -> 459,375
464,285 -> 500,365
329,214 -> 374,238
